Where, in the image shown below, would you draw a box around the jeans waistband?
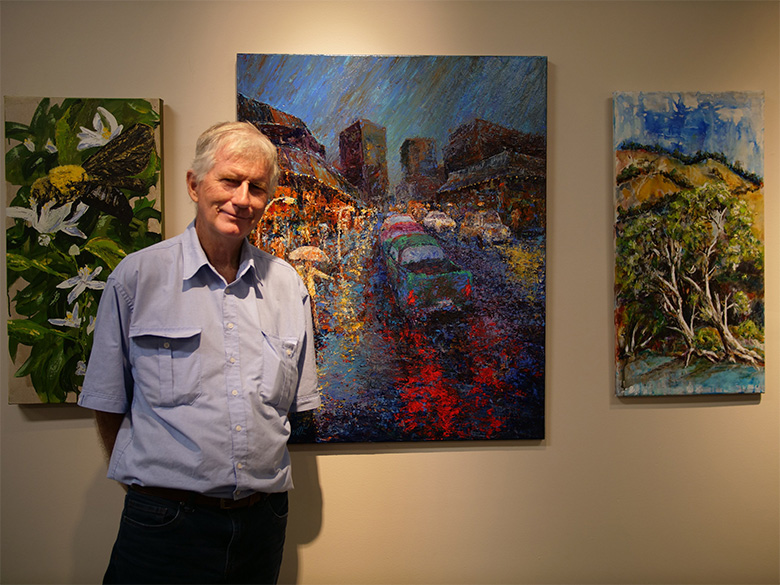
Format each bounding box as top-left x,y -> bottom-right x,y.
129,484 -> 269,510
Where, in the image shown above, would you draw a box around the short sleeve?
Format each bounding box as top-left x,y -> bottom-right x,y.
290,277 -> 320,413
78,275 -> 134,414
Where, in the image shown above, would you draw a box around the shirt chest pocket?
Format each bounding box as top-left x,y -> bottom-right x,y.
129,326 -> 202,407
259,332 -> 302,409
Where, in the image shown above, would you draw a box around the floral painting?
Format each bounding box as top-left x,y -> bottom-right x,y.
613,91 -> 764,396
237,54 -> 546,442
5,97 -> 163,403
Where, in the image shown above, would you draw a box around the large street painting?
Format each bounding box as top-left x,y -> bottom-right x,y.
237,54 -> 546,441
614,91 -> 764,396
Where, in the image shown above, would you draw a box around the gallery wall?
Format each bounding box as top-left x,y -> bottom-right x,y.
1,1 -> 778,583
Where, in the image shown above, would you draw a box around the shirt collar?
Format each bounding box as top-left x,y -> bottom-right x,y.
181,221 -> 259,284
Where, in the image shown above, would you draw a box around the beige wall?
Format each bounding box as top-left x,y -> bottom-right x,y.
1,1 -> 778,583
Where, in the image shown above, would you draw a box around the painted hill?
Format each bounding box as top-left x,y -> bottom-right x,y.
615,149 -> 764,240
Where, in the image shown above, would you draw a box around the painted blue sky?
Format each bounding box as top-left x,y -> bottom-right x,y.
613,91 -> 764,178
237,54 -> 547,186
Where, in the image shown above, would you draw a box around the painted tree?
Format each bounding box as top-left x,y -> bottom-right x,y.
615,183 -> 763,366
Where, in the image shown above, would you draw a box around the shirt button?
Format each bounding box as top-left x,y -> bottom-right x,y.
229,357 -> 236,364
163,342 -> 170,349
235,425 -> 242,432
225,287 -> 231,294
237,463 -> 244,470
232,389 -> 239,396
227,322 -> 234,330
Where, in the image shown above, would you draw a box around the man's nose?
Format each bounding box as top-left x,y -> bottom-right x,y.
233,181 -> 251,206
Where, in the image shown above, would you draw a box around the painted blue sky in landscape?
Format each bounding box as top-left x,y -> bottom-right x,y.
614,91 -> 764,178
237,54 -> 547,185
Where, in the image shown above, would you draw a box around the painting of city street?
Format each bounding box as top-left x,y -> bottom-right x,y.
614,91 -> 764,396
237,54 -> 546,441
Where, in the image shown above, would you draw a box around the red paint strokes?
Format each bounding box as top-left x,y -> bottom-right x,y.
394,325 -> 462,439
383,314 -> 532,440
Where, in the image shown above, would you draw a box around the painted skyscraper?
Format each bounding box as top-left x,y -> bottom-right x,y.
339,119 -> 389,208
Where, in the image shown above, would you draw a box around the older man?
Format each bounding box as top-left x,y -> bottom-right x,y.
79,121 -> 320,584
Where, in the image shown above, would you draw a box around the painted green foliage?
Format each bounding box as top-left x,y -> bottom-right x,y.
6,98 -> 162,402
615,183 -> 764,367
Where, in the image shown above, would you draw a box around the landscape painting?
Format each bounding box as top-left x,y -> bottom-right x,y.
237,54 -> 547,441
613,91 -> 764,396
5,97 -> 163,403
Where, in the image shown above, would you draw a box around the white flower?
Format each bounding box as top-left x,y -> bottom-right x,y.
22,137 -> 58,153
49,303 -> 82,328
56,265 -> 106,305
68,244 -> 81,257
77,107 -> 123,150
6,200 -> 89,246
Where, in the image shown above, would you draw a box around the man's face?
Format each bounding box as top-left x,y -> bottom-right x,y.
187,145 -> 271,246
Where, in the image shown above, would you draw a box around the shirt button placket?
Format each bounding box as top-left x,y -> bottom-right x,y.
223,285 -> 248,495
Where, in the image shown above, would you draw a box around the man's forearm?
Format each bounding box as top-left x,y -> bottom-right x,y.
94,411 -> 125,463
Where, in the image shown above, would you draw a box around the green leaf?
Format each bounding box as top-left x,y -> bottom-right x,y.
55,108 -> 82,166
8,184 -> 32,208
133,203 -> 162,223
6,253 -> 68,278
124,99 -> 161,126
4,120 -> 31,140
30,338 -> 68,403
8,337 -> 20,363
84,237 -> 127,270
29,98 -> 51,135
7,319 -> 52,345
12,287 -> 49,317
14,347 -> 45,380
5,144 -> 30,185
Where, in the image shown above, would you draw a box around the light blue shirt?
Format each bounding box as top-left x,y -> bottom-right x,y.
79,222 -> 320,498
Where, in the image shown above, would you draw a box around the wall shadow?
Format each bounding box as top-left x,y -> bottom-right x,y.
279,448 -> 323,584
71,466 -> 124,584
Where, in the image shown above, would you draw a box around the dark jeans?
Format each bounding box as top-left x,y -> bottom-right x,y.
103,488 -> 288,584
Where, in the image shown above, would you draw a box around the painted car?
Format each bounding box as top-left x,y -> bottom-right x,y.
459,209 -> 512,244
380,214 -> 472,318
422,210 -> 457,232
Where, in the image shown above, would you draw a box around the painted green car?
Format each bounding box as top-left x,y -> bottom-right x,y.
380,214 -> 472,319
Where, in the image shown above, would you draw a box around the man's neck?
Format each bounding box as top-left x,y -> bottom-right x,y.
194,224 -> 243,284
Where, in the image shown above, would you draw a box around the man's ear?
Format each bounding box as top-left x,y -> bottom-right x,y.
186,170 -> 199,203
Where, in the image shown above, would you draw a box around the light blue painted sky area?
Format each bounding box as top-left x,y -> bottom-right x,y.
237,54 -> 547,185
613,91 -> 764,178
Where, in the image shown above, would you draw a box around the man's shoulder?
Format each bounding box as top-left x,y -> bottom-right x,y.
246,244 -> 309,293
247,243 -> 297,273
110,232 -> 186,280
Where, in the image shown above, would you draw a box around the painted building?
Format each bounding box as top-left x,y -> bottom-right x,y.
438,119 -> 546,233
339,119 -> 390,209
395,137 -> 445,205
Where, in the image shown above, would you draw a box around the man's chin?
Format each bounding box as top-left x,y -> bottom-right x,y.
217,217 -> 255,237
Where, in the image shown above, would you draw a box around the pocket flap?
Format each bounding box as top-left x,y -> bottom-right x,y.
129,326 -> 202,340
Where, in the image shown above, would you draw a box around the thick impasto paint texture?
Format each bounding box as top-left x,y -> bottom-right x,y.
613,91 -> 764,396
5,97 -> 163,403
237,55 -> 546,441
